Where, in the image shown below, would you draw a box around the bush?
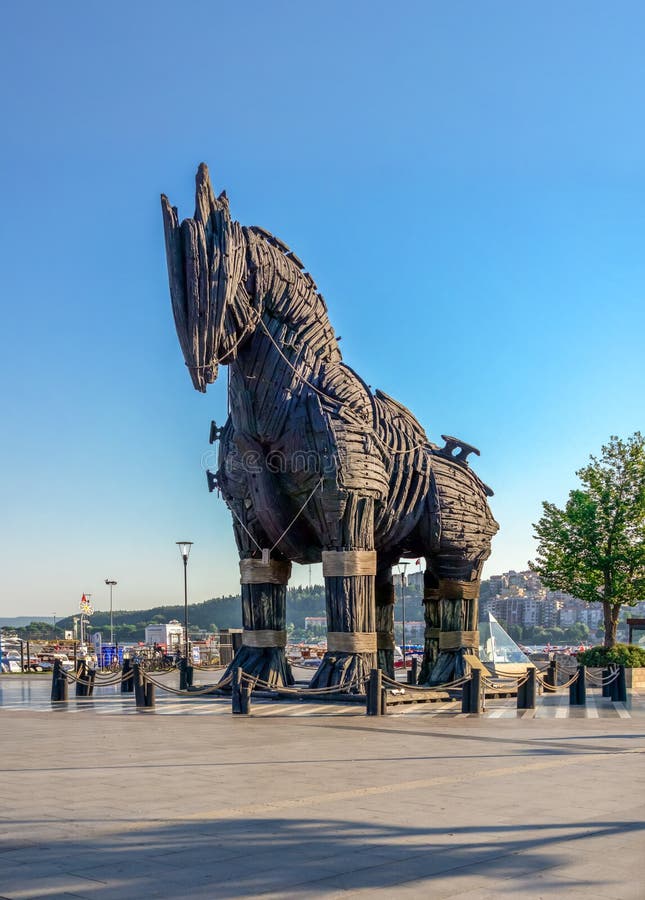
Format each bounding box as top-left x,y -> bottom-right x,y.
577,644 -> 645,668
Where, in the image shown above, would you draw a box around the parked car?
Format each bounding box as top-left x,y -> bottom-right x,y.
1,659 -> 22,673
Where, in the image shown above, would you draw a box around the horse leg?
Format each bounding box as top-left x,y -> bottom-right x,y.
221,512 -> 294,687
309,496 -> 377,692
419,563 -> 442,685
427,576 -> 481,685
375,560 -> 397,679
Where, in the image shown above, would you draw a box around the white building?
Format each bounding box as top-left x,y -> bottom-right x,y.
144,621 -> 183,649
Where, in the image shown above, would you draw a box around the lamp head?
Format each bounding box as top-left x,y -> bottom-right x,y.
176,541 -> 193,561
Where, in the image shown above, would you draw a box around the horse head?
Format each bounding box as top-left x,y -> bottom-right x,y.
161,164 -> 254,392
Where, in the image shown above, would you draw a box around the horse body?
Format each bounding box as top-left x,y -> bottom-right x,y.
162,165 -> 498,688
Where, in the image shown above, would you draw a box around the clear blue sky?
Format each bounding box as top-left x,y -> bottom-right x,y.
1,1 -> 644,618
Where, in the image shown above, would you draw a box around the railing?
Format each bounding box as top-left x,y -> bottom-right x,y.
49,659 -> 630,714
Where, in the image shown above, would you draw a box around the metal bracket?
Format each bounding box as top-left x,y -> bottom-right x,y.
206,470 -> 219,493
209,420 -> 223,444
438,434 -> 481,465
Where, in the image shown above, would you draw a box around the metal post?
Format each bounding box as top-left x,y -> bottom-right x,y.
51,659 -> 62,701
367,668 -> 383,716
105,580 -> 117,646
179,657 -> 192,691
144,679 -> 156,708
472,668 -> 483,713
183,557 -> 189,663
400,562 -> 409,667
26,640 -> 30,673
602,666 -> 612,697
75,660 -> 87,697
570,665 -> 586,705
545,659 -> 558,689
20,640 -> 24,674
616,665 -> 627,703
133,662 -> 146,708
518,667 -> 537,709
86,667 -> 96,697
407,657 -> 418,685
121,657 -> 133,693
240,676 -> 252,714
462,669 -> 482,713
231,666 -> 244,714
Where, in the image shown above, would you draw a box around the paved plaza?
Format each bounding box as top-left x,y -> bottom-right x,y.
1,675 -> 644,899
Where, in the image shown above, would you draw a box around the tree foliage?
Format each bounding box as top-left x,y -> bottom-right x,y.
531,433 -> 645,648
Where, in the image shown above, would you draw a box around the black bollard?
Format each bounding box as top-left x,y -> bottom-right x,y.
121,658 -> 134,693
407,658 -> 419,686
545,659 -> 558,690
462,669 -> 482,714
144,679 -> 156,708
133,662 -> 146,708
86,668 -> 96,698
75,660 -> 87,697
240,677 -> 252,714
367,668 -> 383,716
179,658 -> 193,691
51,659 -> 68,701
615,665 -> 627,703
51,659 -> 61,701
569,665 -> 587,706
518,667 -> 537,709
602,666 -> 613,697
231,666 -> 247,714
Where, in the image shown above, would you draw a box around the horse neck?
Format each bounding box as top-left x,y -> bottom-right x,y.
228,236 -> 342,436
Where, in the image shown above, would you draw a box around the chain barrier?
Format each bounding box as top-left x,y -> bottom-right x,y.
243,671 -> 368,696
63,669 -> 132,688
381,672 -> 470,691
140,670 -> 233,696
583,667 -> 620,686
535,669 -> 580,692
483,672 -> 531,690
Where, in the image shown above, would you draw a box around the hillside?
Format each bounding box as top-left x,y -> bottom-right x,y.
54,583 -> 425,643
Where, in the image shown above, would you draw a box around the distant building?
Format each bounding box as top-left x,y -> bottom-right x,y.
144,621 -> 183,648
304,616 -> 327,631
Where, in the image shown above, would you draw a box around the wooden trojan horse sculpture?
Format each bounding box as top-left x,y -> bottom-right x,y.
161,164 -> 498,691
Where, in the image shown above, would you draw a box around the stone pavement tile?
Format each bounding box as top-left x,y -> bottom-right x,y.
0,872 -> 107,900
419,878 -> 613,900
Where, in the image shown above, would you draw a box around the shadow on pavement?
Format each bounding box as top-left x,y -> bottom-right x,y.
1,815 -> 643,898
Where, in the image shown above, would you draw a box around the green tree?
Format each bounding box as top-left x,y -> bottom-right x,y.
531,433 -> 645,649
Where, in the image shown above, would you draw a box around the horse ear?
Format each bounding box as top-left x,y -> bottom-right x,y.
194,162 -> 218,226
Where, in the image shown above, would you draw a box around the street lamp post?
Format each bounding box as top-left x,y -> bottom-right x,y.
176,542 -> 193,660
105,580 -> 117,644
399,561 -> 410,666
81,594 -> 92,646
